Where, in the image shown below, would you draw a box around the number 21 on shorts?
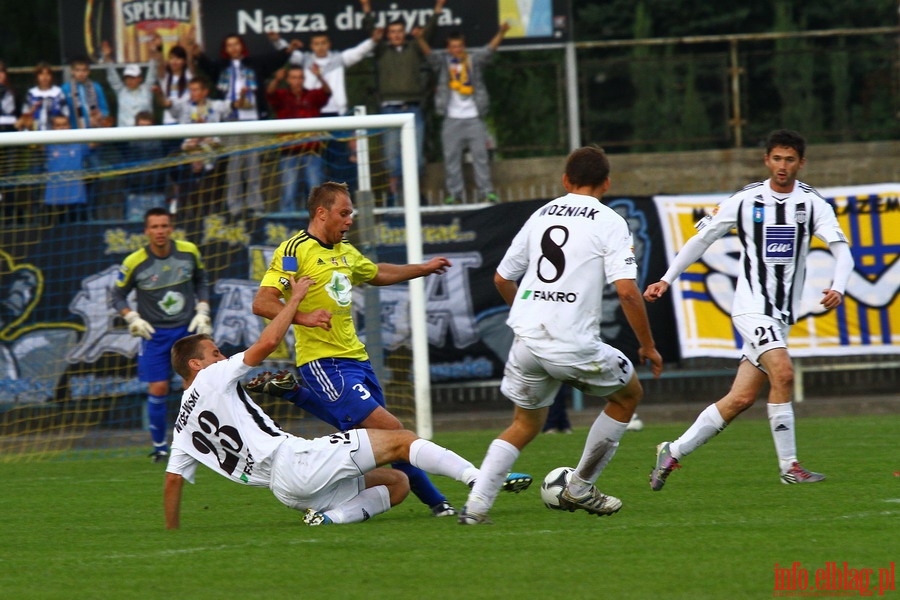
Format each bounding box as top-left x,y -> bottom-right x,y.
754,325 -> 780,347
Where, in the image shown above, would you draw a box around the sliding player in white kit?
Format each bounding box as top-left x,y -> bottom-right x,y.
164,274 -> 486,528
459,146 -> 663,524
645,129 -> 854,489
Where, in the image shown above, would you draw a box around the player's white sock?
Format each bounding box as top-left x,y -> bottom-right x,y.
767,402 -> 797,472
408,438 -> 477,485
465,439 -> 519,516
568,411 -> 626,497
670,404 -> 727,459
324,485 -> 391,524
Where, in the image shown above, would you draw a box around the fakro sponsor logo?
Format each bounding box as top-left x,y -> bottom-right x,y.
520,289 -> 578,303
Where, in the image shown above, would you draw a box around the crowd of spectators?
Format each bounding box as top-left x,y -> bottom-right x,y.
0,1 -> 509,224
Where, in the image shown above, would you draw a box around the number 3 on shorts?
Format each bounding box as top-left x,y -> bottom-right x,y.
352,383 -> 371,400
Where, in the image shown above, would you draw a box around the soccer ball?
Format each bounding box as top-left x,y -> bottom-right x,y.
540,466 -> 574,510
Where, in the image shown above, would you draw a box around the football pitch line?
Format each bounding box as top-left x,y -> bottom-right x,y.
101,537 -> 323,560
96,504 -> 899,563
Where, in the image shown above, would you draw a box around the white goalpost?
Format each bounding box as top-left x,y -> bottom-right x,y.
0,112 -> 435,458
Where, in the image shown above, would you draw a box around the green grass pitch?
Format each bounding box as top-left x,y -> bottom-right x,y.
1,415 -> 897,599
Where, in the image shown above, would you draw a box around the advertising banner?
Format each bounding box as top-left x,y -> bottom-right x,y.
0,195 -> 678,404
59,0 -> 572,63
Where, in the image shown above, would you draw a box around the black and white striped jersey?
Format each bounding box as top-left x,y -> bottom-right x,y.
691,179 -> 847,324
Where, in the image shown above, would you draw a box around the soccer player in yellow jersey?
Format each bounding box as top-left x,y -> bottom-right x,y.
252,182 -> 462,516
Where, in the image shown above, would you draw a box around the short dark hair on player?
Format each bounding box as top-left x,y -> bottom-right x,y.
766,129 -> 806,159
565,146 -> 610,188
171,333 -> 213,380
144,206 -> 170,226
307,181 -> 350,215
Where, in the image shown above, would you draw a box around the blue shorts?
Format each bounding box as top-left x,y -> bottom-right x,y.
138,325 -> 190,383
297,358 -> 385,431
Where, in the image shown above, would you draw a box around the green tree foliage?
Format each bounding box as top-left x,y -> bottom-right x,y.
630,2 -> 659,152
773,2 -> 824,140
679,60 -> 714,150
573,0 -> 895,40
0,0 -> 60,66
574,0 -> 897,150
487,51 -> 567,157
627,3 -> 717,152
829,38 -> 851,142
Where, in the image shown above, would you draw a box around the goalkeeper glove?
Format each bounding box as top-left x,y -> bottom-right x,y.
124,311 -> 155,340
188,301 -> 213,335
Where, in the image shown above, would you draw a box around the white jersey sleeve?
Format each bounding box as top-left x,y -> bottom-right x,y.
169,353 -> 289,487
810,194 -> 847,245
661,192 -> 742,284
496,217 -> 533,282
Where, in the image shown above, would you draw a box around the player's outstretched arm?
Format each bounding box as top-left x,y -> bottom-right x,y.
643,280 -> 670,302
369,257 -> 452,286
245,276 -> 313,367
164,472 -> 185,529
615,279 -> 663,377
646,232 -> 717,302
252,285 -> 332,330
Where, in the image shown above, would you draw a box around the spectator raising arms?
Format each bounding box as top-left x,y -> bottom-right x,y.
265,65 -> 331,212
361,0 -> 445,204
417,23 -> 509,204
196,33 -> 286,218
101,40 -> 158,127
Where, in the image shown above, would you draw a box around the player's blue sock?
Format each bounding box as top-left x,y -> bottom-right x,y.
147,394 -> 168,449
284,385 -> 313,408
391,461 -> 446,507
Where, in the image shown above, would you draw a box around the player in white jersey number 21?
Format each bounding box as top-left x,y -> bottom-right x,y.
644,129 -> 854,490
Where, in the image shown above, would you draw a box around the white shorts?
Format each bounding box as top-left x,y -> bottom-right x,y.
733,314 -> 790,368
269,429 -> 376,512
500,336 -> 634,410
